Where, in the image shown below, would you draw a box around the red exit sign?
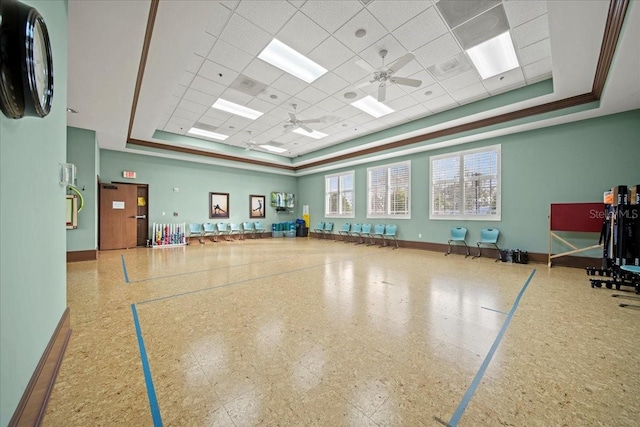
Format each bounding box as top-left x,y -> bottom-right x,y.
123,171 -> 136,179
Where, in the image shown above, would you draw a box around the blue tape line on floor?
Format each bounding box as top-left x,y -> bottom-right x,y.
449,269 -> 536,426
121,254 -> 130,283
131,304 -> 163,426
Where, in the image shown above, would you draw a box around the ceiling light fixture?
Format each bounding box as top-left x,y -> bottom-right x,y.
293,128 -> 327,139
187,127 -> 228,141
343,91 -> 357,99
259,144 -> 287,153
466,31 -> 519,80
212,98 -> 263,120
351,95 -> 394,118
258,38 -> 328,83
355,28 -> 366,38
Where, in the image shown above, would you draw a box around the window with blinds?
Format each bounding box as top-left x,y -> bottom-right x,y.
367,161 -> 410,219
430,145 -> 500,220
325,171 -> 354,217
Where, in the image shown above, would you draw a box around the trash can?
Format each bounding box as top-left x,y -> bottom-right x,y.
296,226 -> 308,237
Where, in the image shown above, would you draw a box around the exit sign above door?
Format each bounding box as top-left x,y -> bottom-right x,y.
123,171 -> 136,179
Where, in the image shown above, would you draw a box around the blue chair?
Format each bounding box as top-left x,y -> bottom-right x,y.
313,221 -> 325,238
473,228 -> 500,260
254,221 -> 266,238
323,222 -> 334,240
358,223 -> 372,244
203,222 -> 218,242
217,222 -> 230,241
338,223 -> 351,242
188,223 -> 203,244
446,227 -> 470,257
369,224 -> 385,246
348,223 -> 362,243
382,224 -> 398,248
242,221 -> 255,239
229,223 -> 242,240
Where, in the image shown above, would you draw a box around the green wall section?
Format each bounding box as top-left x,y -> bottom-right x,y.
66,127 -> 99,252
99,150 -> 298,233
0,1 -> 68,424
298,110 -> 640,256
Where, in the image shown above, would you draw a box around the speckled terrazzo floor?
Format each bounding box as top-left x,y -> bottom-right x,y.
43,237 -> 640,426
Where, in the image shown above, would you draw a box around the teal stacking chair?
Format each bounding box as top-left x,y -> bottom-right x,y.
369,224 -> 385,246
446,226 -> 470,257
254,221 -> 266,238
473,228 -> 500,260
216,222 -> 230,241
348,223 -> 362,243
382,224 -> 398,248
229,223 -> 242,240
313,221 -> 325,238
202,222 -> 218,242
358,223 -> 372,244
338,223 -> 351,242
242,221 -> 255,239
187,223 -> 203,244
323,222 -> 334,240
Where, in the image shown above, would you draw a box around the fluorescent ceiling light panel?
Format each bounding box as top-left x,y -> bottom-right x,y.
292,128 -> 328,139
259,144 -> 287,153
467,32 -> 519,79
188,127 -> 228,140
351,95 -> 395,118
212,98 -> 263,120
258,39 -> 328,83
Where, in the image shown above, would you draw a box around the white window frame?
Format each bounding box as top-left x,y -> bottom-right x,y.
325,170 -> 355,218
367,160 -> 411,219
429,145 -> 501,221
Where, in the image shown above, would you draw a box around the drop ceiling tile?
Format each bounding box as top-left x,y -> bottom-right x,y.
367,1 -> 431,32
453,4 -> 510,50
164,96 -> 180,111
180,71 -> 196,87
288,0 -> 306,9
308,36 -> 355,70
512,14 -> 550,49
333,59 -> 371,84
405,70 -> 437,91
243,59 -> 284,85
218,88 -> 255,106
519,38 -> 551,66
189,76 -> 227,97
187,54 -> 205,74
436,0 -> 501,29
334,10 -> 388,53
173,84 -> 188,98
202,108 -> 233,122
273,131 -> 300,143
411,82 -> 448,103
315,95 -> 346,114
276,11 -> 330,54
523,57 -> 552,82
413,33 -> 463,69
235,1 -> 297,34
300,0 -> 362,33
385,94 -> 419,112
400,103 -> 430,120
450,82 -> 488,104
312,72 -> 350,96
296,85 -> 329,105
358,34 -> 407,68
225,115 -> 254,128
439,69 -> 481,93
349,112 -> 375,125
424,93 -> 458,113
271,73 -> 307,96
207,39 -> 254,73
173,108 -> 202,122
482,67 -> 526,94
195,33 -> 216,58
197,115 -> 225,128
167,115 -> 196,128
333,104 -> 362,120
258,87 -> 289,105
504,0 -> 547,27
246,97 -> 277,115
164,123 -> 188,135
219,13 -> 272,56
177,99 -> 210,115
394,7 -> 449,52
284,97 -> 312,113
220,1 -> 239,12
198,61 -> 239,87
205,3 -> 232,37
260,125 -> 287,139
183,88 -> 217,107
377,111 -> 407,126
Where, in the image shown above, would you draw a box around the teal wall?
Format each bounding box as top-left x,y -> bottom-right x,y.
298,109 -> 640,256
99,151 -> 298,232
66,127 -> 99,252
0,1 -> 68,424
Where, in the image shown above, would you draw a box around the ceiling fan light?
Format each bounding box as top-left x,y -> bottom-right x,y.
351,95 -> 394,118
258,39 -> 328,83
467,31 -> 519,79
293,128 -> 327,139
187,127 -> 229,140
259,144 -> 287,153
212,98 -> 263,120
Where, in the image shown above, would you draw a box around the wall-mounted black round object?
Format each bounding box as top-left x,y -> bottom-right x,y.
0,0 -> 54,119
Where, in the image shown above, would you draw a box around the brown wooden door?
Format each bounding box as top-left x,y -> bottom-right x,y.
99,183 -> 138,250
136,185 -> 149,246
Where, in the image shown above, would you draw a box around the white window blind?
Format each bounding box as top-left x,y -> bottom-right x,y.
367,161 -> 410,219
325,171 -> 354,217
430,145 -> 500,220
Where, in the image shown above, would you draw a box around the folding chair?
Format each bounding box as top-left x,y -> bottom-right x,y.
254,221 -> 266,238
217,222 -> 230,241
338,223 -> 351,242
323,222 -> 334,240
242,221 -> 255,239
229,223 -> 242,240
473,228 -> 500,260
358,223 -> 372,244
187,223 -> 203,244
313,222 -> 325,238
382,224 -> 398,248
446,226 -> 470,257
202,222 -> 218,242
348,223 -> 362,243
369,224 -> 385,246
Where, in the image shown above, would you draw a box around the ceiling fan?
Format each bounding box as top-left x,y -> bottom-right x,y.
283,104 -> 322,133
357,50 -> 422,102
243,131 -> 257,150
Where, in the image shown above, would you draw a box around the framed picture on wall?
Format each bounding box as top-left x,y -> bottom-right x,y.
210,192 -> 229,218
249,195 -> 265,218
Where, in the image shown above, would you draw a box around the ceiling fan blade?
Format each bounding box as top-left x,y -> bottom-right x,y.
300,118 -> 322,124
378,83 -> 386,103
388,53 -> 415,74
288,112 -> 297,122
355,78 -> 374,89
299,123 -> 313,133
390,76 -> 422,87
